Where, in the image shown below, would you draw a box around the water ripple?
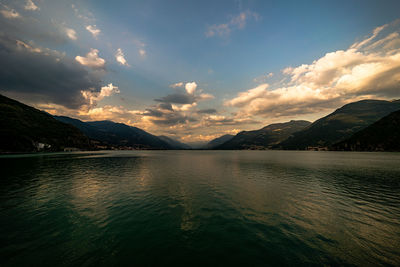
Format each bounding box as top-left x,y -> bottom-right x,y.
1,150 -> 400,266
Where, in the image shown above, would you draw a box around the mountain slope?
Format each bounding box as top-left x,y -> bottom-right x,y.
0,94 -> 91,152
217,120 -> 311,150
332,109 -> 400,151
54,116 -> 172,149
206,134 -> 234,149
158,136 -> 191,149
277,100 -> 400,150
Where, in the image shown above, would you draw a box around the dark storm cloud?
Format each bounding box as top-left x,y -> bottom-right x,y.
0,35 -> 102,108
143,108 -> 164,117
203,116 -> 260,126
150,114 -> 197,126
142,107 -> 197,126
197,108 -> 217,114
0,8 -> 68,45
155,93 -> 196,104
158,102 -> 173,111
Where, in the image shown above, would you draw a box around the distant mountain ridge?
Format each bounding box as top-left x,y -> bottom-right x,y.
206,134 -> 234,149
217,120 -> 311,150
332,109 -> 400,151
158,135 -> 191,149
0,94 -> 91,152
276,100 -> 400,150
2,94 -> 399,153
54,116 -> 174,149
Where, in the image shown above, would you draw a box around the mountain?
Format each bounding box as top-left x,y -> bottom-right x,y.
158,136 -> 191,149
277,100 -> 400,150
54,116 -> 172,149
216,120 -> 311,150
206,134 -> 234,149
186,141 -> 208,149
0,94 -> 91,153
332,109 -> 400,151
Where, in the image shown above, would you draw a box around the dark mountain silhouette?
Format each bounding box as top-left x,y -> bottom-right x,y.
332,109 -> 400,151
3,93 -> 400,153
158,135 -> 191,149
0,94 -> 91,153
277,100 -> 400,150
206,134 -> 234,149
54,116 -> 172,149
217,120 -> 311,150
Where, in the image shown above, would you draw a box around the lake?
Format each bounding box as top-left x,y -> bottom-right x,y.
1,150 -> 400,266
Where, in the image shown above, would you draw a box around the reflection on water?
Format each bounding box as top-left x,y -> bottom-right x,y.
1,150 -> 400,266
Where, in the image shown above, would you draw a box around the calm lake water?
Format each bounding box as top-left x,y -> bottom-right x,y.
1,150 -> 400,266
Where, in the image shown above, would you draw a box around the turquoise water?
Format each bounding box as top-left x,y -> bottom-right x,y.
1,150 -> 400,266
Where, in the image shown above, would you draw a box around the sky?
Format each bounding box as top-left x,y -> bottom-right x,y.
1,0 -> 400,143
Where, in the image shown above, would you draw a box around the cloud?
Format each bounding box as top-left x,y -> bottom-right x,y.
172,103 -> 197,112
131,82 -> 216,130
156,93 -> 197,104
0,6 -> 70,45
170,82 -> 184,88
185,82 -> 197,94
198,108 -> 217,114
156,82 -> 214,123
226,21 -> 400,118
350,24 -> 387,50
180,127 -> 244,142
202,115 -> 259,126
139,49 -> 146,57
71,4 -> 95,24
227,84 -> 269,107
64,27 -> 77,40
155,92 -> 214,105
158,102 -> 173,111
25,0 -> 39,11
0,35 -> 104,109
75,48 -> 105,68
205,10 -> 259,38
0,8 -> 20,19
15,39 -> 42,53
197,93 -> 214,100
81,83 -> 120,105
115,48 -> 129,66
43,78 -> 248,141
86,25 -> 100,38
142,108 -> 197,126
253,72 -> 273,83
169,81 -> 201,95
97,83 -> 120,99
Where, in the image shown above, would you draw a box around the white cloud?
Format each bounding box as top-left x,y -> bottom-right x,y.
172,103 -> 197,111
64,27 -> 77,40
0,8 -> 20,19
226,21 -> 400,118
227,84 -> 269,107
25,0 -> 39,11
75,48 -> 105,68
98,83 -> 120,99
205,10 -> 259,38
115,48 -> 129,66
197,93 -> 214,101
86,25 -> 101,38
170,82 -> 184,88
185,82 -> 197,94
350,24 -> 387,50
139,49 -> 146,57
81,83 -> 120,105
